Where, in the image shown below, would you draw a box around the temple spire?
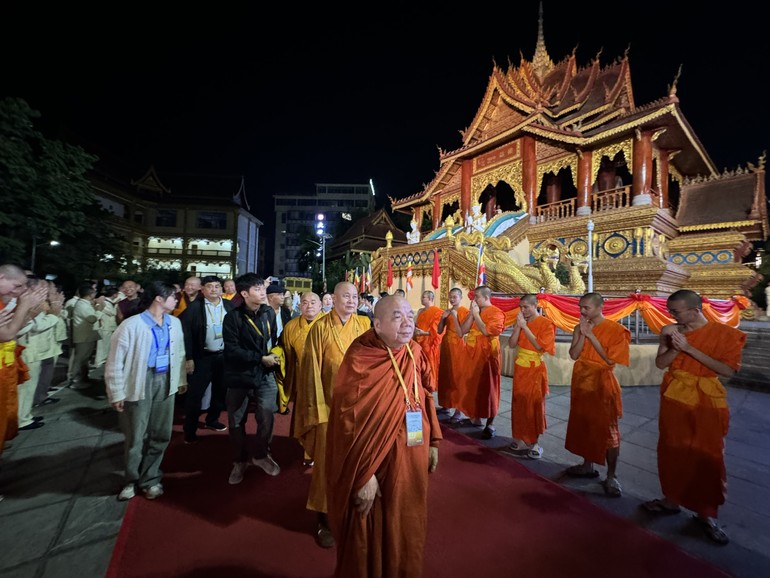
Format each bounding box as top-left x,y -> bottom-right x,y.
531,1 -> 554,81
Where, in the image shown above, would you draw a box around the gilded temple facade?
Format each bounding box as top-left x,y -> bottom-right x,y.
373,9 -> 767,309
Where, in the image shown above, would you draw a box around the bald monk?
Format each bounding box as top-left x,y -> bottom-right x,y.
413,290 -> 443,383
280,291 -> 322,461
172,276 -> 201,317
565,292 -> 630,497
506,294 -> 556,459
0,264 -> 47,456
642,289 -> 746,545
295,282 -> 371,548
326,295 -> 441,578
436,287 -> 469,420
457,285 -> 506,439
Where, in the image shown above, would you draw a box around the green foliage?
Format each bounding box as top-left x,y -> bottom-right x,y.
554,261 -> 570,285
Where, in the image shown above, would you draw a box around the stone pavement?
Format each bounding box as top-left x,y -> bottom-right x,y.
1,360 -> 769,578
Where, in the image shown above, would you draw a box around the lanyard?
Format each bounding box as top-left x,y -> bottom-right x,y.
387,343 -> 419,410
245,314 -> 270,338
205,300 -> 224,324
151,321 -> 170,352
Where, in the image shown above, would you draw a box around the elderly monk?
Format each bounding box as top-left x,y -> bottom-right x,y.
457,285 -> 506,439
413,290 -> 443,385
0,264 -> 47,456
296,282 -> 371,548
565,292 -> 630,498
641,289 -> 745,546
436,287 -> 469,420
280,292 -> 322,454
172,276 -> 201,317
326,295 -> 441,578
506,294 -> 556,459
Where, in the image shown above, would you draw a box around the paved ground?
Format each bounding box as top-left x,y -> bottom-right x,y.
1,360 -> 769,578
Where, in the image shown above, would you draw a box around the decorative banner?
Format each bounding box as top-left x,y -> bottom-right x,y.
477,244 -> 486,286
387,257 -> 393,289
366,263 -> 372,293
406,257 -> 413,292
431,249 -> 440,290
354,267 -> 361,290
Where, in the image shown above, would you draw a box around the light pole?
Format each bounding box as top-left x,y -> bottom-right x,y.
316,213 -> 332,293
587,219 -> 595,292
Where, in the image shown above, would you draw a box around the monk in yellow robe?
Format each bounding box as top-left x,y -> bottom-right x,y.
295,282 -> 371,549
641,289 -> 745,545
413,290 -> 443,383
279,291 -> 321,448
507,294 -> 556,459
326,295 -> 440,578
0,265 -> 47,455
437,287 -> 469,419
458,285 -> 506,439
565,292 -> 630,497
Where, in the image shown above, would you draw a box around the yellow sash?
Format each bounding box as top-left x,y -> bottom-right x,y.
664,369 -> 727,408
1,340 -> 16,367
515,348 -> 542,368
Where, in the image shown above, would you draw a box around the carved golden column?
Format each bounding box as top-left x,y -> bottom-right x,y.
632,129 -> 654,206
658,149 -> 671,211
521,136 -> 537,222
576,149 -> 593,216
461,159 -> 473,218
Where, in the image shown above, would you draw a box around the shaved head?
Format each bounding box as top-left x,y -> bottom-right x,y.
579,292 -> 604,308
520,294 -> 538,306
668,289 -> 702,310
299,291 -> 321,320
374,295 -> 415,349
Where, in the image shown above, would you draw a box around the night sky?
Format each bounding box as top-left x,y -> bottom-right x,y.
4,2 -> 767,240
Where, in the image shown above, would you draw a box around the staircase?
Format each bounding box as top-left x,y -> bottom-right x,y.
728,321 -> 770,392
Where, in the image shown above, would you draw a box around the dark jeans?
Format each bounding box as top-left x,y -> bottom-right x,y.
226,373 -> 277,463
184,353 -> 226,436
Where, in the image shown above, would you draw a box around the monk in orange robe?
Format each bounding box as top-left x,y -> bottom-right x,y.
458,285 -> 506,439
413,290 -> 443,383
507,294 -> 556,458
326,295 -> 441,578
641,289 -> 745,545
0,265 -> 47,455
436,287 -> 469,420
565,292 -> 630,497
295,282 -> 371,549
279,291 -> 321,448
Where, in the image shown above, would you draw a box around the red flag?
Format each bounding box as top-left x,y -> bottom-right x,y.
431,249 -> 440,289
477,244 -> 487,286
366,263 -> 372,292
406,257 -> 413,292
387,257 -> 393,289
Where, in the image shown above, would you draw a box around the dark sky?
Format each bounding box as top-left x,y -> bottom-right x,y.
4,2 -> 767,226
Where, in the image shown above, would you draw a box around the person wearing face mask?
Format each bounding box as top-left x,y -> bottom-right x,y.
320,292 -> 333,313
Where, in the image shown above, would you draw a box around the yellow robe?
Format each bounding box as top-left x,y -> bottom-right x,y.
296,311 -> 371,513
281,312 -> 322,437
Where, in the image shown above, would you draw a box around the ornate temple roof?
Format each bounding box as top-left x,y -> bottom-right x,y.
326,208 -> 407,260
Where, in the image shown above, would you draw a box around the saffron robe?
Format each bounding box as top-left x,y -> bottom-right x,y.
658,322 -> 745,518
414,305 -> 443,386
565,319 -> 630,464
511,315 -> 556,444
280,312 -> 321,438
0,300 -> 29,453
436,306 -> 469,409
458,305 -> 505,419
296,311 -> 370,512
326,329 -> 441,578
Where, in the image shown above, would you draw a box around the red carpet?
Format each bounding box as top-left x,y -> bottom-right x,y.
107,413 -> 734,578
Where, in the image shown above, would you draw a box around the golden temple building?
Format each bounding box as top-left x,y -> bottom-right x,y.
372,6 -> 767,310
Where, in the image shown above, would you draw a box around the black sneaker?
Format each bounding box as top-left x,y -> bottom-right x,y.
183,434 -> 199,445
204,421 -> 227,432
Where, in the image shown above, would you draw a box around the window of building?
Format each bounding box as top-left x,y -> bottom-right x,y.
134,211 -> 144,225
197,211 -> 227,229
155,209 -> 177,227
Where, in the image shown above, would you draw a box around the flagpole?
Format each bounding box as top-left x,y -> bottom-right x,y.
476,243 -> 483,286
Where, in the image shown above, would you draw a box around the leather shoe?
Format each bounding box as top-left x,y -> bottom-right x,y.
316,525 -> 335,549
19,421 -> 45,431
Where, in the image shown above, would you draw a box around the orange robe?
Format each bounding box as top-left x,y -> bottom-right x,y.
511,315 -> 556,444
658,322 -> 745,518
280,312 -> 321,438
296,311 -> 370,513
436,306 -> 469,409
565,319 -> 630,464
458,305 -> 506,419
326,329 -> 441,578
414,305 -> 443,385
0,300 -> 29,453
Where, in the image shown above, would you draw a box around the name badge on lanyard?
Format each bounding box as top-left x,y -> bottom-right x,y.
387,344 -> 423,447
152,323 -> 170,373
212,323 -> 223,340
405,409 -> 424,446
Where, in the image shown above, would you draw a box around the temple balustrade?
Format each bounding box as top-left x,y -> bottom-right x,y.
536,186 -> 665,223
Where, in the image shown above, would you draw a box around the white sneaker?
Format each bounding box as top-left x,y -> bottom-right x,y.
117,484 -> 135,501
143,484 -> 164,500
528,444 -> 544,460
229,462 -> 247,485
251,455 -> 280,476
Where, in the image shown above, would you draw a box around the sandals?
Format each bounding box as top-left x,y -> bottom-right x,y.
641,498 -> 681,515
448,412 -> 466,424
693,516 -> 729,545
481,426 -> 496,439
565,465 -> 600,478
602,477 -> 622,497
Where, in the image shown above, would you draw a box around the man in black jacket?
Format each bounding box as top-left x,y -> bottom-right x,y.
223,273 -> 281,484
179,275 -> 235,443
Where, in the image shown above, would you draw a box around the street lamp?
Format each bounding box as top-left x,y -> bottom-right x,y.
316,213 -> 332,293
587,219 -> 595,292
